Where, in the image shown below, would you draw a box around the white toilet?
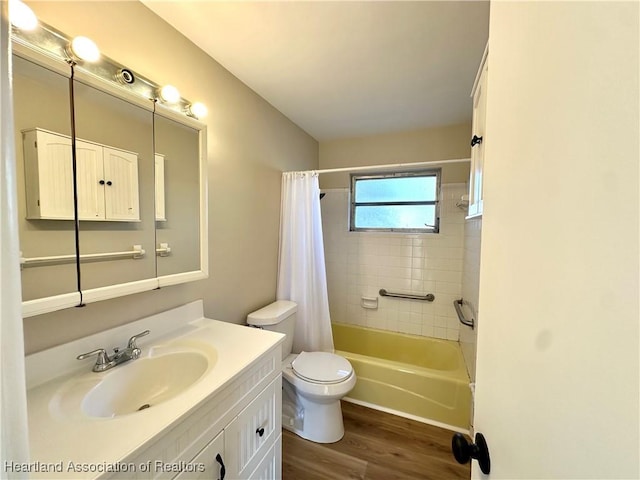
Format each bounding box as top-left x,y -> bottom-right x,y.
247,300 -> 356,443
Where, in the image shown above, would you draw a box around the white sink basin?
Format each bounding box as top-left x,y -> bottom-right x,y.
50,341 -> 216,420
82,351 -> 209,418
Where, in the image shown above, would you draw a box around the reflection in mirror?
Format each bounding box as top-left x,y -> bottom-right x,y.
12,16 -> 208,316
12,54 -> 77,302
72,79 -> 156,291
154,113 -> 201,277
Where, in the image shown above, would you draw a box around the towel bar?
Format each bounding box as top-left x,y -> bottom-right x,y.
20,245 -> 145,267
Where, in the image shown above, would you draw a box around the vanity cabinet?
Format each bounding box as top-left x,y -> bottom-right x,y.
109,343 -> 283,480
23,128 -> 140,222
467,45 -> 488,218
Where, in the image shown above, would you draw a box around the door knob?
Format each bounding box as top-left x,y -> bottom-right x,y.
452,432 -> 491,474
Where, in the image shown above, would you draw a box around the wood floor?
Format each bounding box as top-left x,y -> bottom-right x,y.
282,401 -> 471,480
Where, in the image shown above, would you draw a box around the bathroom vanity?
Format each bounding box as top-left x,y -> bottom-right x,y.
24,301 -> 284,479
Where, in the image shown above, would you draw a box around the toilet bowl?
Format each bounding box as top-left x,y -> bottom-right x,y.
247,301 -> 356,443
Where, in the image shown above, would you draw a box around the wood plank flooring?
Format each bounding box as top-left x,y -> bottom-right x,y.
282,401 -> 471,480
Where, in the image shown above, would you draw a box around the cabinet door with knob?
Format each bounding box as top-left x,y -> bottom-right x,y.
102,146 -> 139,221
23,128 -> 140,222
77,141 -> 139,222
224,377 -> 282,479
468,45 -> 488,218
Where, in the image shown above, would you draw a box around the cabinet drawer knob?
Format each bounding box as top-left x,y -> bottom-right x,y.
106,181 -> 113,186
256,427 -> 265,437
470,135 -> 483,147
99,180 -> 105,185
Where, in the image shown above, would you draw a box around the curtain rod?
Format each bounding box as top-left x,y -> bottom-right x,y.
287,158 -> 471,175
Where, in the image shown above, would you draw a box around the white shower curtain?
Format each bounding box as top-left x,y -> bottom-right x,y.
277,171 -> 334,353
1,2 -> 30,476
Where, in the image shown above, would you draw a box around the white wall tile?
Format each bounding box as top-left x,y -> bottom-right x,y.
321,184 -> 466,341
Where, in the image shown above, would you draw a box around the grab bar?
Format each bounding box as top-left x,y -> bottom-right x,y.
20,245 -> 145,267
379,288 -> 435,302
453,298 -> 475,329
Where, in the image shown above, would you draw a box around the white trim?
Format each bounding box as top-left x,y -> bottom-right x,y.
80,278 -> 159,304
470,41 -> 489,97
1,3 -> 30,465
158,270 -> 207,288
22,292 -> 81,318
11,42 -> 71,77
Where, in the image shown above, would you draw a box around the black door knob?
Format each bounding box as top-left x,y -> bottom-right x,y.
452,432 -> 491,474
471,135 -> 483,147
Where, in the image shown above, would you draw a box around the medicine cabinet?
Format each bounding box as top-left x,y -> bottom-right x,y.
13,38 -> 208,317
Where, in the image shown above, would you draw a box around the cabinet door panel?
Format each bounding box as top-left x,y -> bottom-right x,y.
246,437 -> 282,480
103,147 -> 140,221
35,130 -> 74,219
225,377 -> 282,479
75,140 -> 105,220
468,52 -> 487,218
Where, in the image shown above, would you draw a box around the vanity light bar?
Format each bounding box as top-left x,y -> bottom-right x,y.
10,13 -> 207,119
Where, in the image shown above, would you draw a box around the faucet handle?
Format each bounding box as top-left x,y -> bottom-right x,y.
127,330 -> 150,350
77,348 -> 114,372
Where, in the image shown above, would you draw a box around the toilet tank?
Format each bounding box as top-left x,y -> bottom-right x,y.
247,300 -> 297,359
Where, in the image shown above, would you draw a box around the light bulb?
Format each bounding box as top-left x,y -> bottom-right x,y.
9,0 -> 38,31
70,36 -> 100,62
159,85 -> 181,104
188,102 -> 208,119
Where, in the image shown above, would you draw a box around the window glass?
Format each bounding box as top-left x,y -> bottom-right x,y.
350,170 -> 440,233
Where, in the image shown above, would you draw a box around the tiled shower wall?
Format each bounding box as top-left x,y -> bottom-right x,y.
321,183 -> 467,341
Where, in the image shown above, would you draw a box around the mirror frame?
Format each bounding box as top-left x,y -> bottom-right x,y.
13,42 -> 208,318
153,104 -> 208,289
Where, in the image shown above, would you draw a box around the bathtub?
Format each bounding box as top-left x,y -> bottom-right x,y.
332,322 -> 471,430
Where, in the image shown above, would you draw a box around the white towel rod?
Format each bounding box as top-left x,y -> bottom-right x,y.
21,245 -> 145,267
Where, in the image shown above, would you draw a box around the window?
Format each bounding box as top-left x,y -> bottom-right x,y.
350,169 -> 440,233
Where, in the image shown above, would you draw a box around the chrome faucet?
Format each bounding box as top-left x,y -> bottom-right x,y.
77,330 -> 150,372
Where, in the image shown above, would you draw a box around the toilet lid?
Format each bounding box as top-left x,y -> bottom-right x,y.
292,352 -> 353,384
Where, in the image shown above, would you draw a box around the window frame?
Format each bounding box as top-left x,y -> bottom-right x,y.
349,169 -> 441,234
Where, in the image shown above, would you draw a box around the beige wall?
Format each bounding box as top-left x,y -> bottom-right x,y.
22,1 -> 318,353
318,123 -> 471,189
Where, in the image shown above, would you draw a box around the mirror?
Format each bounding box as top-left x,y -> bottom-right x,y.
153,110 -> 203,280
12,53 -> 80,311
72,78 -> 157,294
12,42 -> 207,317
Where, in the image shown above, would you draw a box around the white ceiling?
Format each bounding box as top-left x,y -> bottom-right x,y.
142,1 -> 490,141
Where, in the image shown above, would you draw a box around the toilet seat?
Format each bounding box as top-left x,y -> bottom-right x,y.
292,351 -> 353,384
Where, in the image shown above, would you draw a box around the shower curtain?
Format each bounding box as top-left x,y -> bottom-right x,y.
1,3 -> 30,476
277,171 -> 334,353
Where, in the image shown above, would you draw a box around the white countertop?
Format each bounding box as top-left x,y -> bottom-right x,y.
22,301 -> 284,479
